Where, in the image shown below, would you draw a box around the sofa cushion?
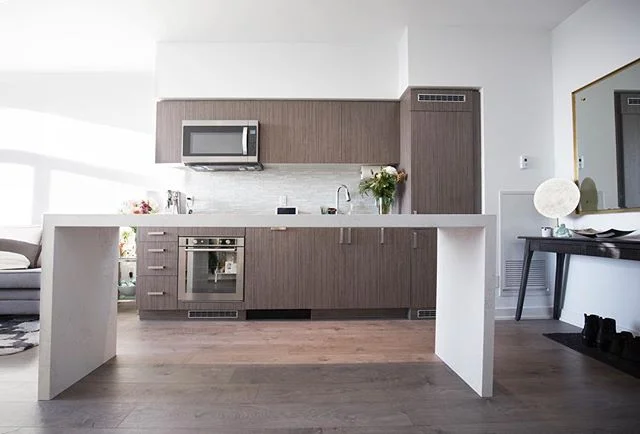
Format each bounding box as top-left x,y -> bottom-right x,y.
0,268 -> 41,289
0,226 -> 42,268
0,251 -> 30,270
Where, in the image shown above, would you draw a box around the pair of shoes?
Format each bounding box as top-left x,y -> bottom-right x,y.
622,337 -> 640,362
581,314 -> 617,352
581,313 -> 600,347
609,332 -> 633,356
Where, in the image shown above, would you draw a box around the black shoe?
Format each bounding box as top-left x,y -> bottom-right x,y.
596,317 -> 617,352
622,337 -> 640,362
581,313 -> 600,347
609,332 -> 633,356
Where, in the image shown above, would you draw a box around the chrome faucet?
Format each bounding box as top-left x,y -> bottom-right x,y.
335,184 -> 351,214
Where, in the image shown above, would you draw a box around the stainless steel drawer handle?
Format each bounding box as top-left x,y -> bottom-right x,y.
270,227 -> 287,231
147,231 -> 166,236
380,228 -> 385,245
339,228 -> 344,244
147,265 -> 165,270
147,248 -> 165,253
347,228 -> 352,245
412,232 -> 418,249
147,291 -> 165,296
184,248 -> 237,252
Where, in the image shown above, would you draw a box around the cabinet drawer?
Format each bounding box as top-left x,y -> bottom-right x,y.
177,227 -> 245,237
137,227 -> 178,242
137,242 -> 178,275
136,275 -> 178,311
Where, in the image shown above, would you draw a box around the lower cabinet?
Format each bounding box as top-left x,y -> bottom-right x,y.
244,227 -> 411,310
410,229 -> 437,309
136,275 -> 178,310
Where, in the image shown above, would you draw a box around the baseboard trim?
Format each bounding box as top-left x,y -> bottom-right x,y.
495,306 -> 553,321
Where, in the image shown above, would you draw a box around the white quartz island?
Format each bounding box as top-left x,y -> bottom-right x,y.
38,214 -> 497,400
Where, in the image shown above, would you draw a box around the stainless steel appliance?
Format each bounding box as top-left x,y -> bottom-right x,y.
181,120 -> 262,171
178,237 -> 244,302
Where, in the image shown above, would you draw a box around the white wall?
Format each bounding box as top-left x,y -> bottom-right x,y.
404,25 -> 557,315
0,72 -> 181,224
156,42 -> 400,99
552,0 -> 640,333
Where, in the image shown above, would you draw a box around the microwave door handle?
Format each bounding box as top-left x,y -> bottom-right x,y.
242,127 -> 248,156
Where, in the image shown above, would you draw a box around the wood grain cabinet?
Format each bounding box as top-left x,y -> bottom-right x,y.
410,229 -> 437,309
136,226 -> 179,311
244,227 -> 410,310
155,99 -> 399,164
340,101 -> 400,165
336,228 -> 410,309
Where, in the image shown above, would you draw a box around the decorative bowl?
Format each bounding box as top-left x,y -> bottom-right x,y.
570,228 -> 636,239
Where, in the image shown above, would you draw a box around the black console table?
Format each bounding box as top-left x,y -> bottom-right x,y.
515,236 -> 640,321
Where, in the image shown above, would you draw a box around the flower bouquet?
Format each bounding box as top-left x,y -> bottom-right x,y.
358,166 -> 407,214
119,199 -> 159,215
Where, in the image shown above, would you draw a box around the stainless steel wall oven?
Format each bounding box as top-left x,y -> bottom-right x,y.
178,237 -> 244,302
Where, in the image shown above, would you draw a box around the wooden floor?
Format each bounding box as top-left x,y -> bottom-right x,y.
1,304 -> 640,433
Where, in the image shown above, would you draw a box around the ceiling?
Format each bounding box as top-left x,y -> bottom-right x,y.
0,0 -> 590,71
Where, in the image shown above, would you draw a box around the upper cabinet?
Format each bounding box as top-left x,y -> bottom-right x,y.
155,99 -> 399,165
340,101 -> 399,164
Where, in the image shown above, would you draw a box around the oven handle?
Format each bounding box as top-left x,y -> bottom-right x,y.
183,247 -> 238,252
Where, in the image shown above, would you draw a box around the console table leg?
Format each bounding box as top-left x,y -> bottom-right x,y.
515,240 -> 533,321
553,253 -> 566,320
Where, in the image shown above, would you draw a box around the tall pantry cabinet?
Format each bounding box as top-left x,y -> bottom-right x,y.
399,88 -> 481,312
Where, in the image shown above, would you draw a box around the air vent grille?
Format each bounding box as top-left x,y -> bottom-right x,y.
417,93 -> 466,103
628,98 -> 640,106
416,309 -> 436,319
503,259 -> 547,293
188,310 -> 239,319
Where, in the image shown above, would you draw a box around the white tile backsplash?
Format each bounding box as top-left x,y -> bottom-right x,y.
184,165 -> 379,215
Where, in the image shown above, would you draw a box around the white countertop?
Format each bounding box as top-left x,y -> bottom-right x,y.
43,213 -> 495,228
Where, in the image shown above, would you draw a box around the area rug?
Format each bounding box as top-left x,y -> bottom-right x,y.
0,316 -> 39,356
544,332 -> 640,379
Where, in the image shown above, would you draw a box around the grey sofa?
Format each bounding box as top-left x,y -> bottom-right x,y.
0,226 -> 42,316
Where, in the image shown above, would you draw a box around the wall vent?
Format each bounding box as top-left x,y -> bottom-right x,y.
416,309 -> 436,319
188,310 -> 238,319
417,93 -> 466,103
628,97 -> 640,106
502,259 -> 548,293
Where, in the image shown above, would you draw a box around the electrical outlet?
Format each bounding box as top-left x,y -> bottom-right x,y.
278,195 -> 287,206
578,155 -> 585,169
519,155 -> 529,169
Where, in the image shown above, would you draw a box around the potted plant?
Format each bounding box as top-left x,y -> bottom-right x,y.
358,166 -> 407,214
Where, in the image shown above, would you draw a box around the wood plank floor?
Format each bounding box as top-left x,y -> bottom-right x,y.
1,303 -> 639,433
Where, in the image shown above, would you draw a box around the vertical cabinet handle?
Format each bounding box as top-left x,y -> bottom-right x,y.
339,228 -> 344,244
347,228 -> 352,245
147,231 -> 166,236
380,228 -> 385,245
412,232 -> 418,249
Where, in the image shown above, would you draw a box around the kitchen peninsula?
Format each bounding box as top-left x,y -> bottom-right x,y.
38,213 -> 496,400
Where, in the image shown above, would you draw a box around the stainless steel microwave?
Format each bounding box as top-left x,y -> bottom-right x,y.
181,120 -> 259,166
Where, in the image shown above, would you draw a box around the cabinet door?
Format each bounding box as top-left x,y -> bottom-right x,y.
258,101 -> 315,163
313,101 -> 342,163
340,101 -> 400,164
136,275 -> 178,310
340,228 -> 410,309
244,228 -> 307,309
411,110 -> 478,214
155,100 -> 185,163
410,229 -> 437,309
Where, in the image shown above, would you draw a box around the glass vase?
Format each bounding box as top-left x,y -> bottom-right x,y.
377,197 -> 392,215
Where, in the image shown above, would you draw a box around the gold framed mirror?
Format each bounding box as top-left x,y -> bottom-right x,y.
573,57 -> 640,214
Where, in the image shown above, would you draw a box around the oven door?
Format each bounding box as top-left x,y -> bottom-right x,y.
182,120 -> 258,164
178,246 -> 244,302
